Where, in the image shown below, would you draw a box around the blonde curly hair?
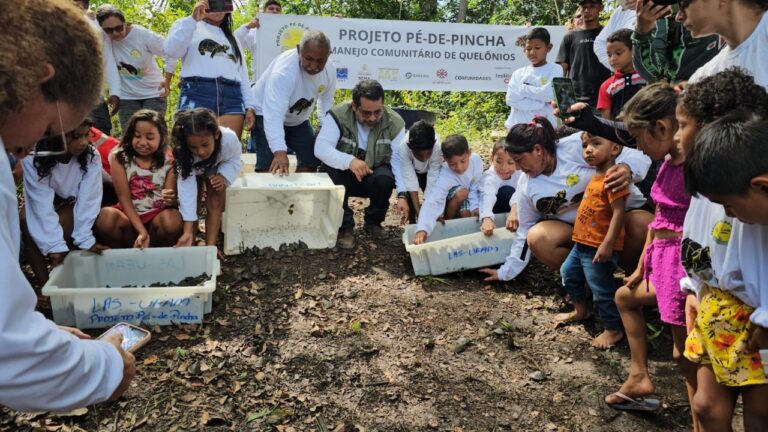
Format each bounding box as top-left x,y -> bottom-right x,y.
0,0 -> 103,125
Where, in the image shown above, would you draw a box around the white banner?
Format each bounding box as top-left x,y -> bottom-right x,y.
255,14 -> 566,92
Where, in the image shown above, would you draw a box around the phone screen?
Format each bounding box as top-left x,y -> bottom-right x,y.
101,324 -> 149,352
552,78 -> 579,118
207,0 -> 234,12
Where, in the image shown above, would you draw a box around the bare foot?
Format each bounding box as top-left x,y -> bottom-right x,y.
605,372 -> 655,405
592,330 -> 624,349
553,304 -> 592,327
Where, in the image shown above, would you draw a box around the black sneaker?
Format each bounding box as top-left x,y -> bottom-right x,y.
364,223 -> 386,239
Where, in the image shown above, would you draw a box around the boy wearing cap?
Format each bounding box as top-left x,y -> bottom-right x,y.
556,0 -> 612,108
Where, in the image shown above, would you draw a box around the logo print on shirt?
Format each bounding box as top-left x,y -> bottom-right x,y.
566,174 -> 580,188
118,62 -> 140,76
681,238 -> 713,282
289,98 -> 314,115
711,220 -> 732,245
130,49 -> 141,58
198,39 -> 235,63
536,190 -> 567,215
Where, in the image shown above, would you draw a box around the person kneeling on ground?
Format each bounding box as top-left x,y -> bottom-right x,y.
314,79 -> 407,249
412,134 -> 484,245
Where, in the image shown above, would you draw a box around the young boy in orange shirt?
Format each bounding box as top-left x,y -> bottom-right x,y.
554,133 -> 628,349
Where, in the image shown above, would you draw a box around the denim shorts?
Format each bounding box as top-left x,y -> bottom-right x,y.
177,77 -> 245,116
251,115 -> 319,170
447,186 -> 471,211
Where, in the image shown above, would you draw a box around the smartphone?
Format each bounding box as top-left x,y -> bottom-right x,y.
552,77 -> 580,119
761,349 -> 768,376
207,0 -> 234,12
98,323 -> 151,353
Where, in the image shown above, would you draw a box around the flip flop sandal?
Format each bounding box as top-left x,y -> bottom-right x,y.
606,392 -> 661,412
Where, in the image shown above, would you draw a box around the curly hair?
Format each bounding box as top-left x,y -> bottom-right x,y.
116,109 -> 169,170
33,120 -> 96,180
0,0 -> 102,125
681,67 -> 768,125
172,109 -> 222,180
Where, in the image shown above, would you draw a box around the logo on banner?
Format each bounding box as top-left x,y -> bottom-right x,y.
378,68 -> 399,81
275,23 -> 310,51
436,69 -> 448,80
405,72 -> 429,80
336,68 -> 348,80
357,64 -> 372,80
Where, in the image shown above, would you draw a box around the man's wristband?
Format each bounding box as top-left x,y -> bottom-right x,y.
397,192 -> 408,200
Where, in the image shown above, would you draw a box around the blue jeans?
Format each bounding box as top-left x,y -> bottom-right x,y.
250,115 -> 319,170
560,243 -> 621,331
177,77 -> 245,116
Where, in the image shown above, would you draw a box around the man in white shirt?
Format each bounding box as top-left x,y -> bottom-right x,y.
251,30 -> 337,175
314,80 -> 406,249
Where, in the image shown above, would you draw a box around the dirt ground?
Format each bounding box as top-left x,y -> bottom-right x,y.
2,196 -> 708,432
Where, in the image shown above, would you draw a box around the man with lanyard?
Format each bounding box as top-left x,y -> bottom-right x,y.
314,80 -> 407,249
250,30 -> 337,174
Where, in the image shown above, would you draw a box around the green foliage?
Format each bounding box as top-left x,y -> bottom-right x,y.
90,0 -> 590,141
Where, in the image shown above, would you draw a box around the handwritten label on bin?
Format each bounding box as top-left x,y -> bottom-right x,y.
447,245 -> 500,261
74,294 -> 205,328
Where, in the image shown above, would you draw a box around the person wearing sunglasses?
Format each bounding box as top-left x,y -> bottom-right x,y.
96,4 -> 172,131
20,118 -> 108,285
0,0 -> 135,412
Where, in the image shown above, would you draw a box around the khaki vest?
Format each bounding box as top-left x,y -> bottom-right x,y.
329,101 -> 405,169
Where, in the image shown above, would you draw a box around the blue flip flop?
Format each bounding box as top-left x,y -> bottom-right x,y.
607,392 -> 661,412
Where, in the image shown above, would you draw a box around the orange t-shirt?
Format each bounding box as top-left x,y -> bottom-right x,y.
572,174 -> 629,251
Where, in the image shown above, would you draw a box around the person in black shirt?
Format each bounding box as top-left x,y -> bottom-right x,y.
556,0 -> 612,108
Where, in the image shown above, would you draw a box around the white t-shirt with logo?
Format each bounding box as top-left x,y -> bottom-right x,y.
107,25 -> 166,100
681,11 -> 768,326
252,49 -> 337,153
504,62 -> 562,129
496,133 -> 650,281
397,132 -> 442,194
164,17 -> 255,108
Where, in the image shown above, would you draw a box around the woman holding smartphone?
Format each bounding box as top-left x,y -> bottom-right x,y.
164,0 -> 255,137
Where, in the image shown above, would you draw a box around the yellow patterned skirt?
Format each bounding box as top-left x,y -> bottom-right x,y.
684,285 -> 767,386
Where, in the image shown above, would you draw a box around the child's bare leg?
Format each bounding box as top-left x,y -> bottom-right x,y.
148,209 -> 183,247
693,365 -> 737,432
95,207 -> 135,248
57,202 -> 75,247
218,114 -> 244,139
741,383 -> 768,432
528,221 -> 573,270
444,188 -> 468,220
204,180 -> 225,247
671,325 -> 700,432
606,281 -> 658,404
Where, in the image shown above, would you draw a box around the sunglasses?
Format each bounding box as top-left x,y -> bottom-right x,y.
102,24 -> 125,34
29,102 -> 68,157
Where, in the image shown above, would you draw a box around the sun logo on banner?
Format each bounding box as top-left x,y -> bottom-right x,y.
280,27 -> 305,51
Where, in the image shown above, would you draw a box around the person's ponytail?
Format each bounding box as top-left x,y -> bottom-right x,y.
505,116 -> 558,155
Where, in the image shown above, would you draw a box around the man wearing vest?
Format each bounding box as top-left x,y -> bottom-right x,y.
315,80 -> 407,249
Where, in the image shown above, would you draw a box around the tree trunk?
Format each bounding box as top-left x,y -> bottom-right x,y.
457,0 -> 468,22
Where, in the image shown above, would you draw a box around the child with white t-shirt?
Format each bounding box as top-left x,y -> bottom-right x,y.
396,120 -> 442,224
479,140 -> 522,236
504,27 -> 563,129
412,134 -> 484,245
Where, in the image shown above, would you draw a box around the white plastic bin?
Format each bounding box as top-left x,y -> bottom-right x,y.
402,213 -> 516,276
224,173 -> 345,255
42,247 -> 220,329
